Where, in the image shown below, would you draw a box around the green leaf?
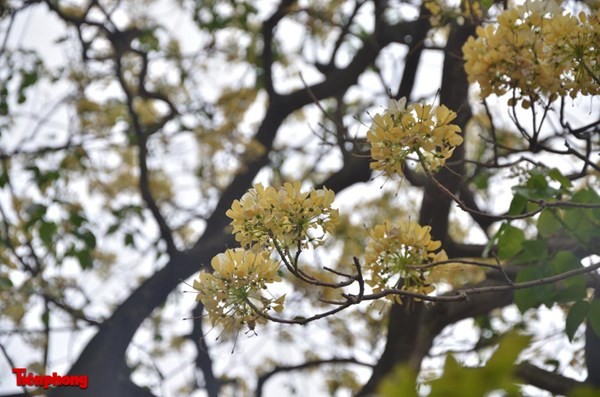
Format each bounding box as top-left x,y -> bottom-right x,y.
138,31 -> 160,51
514,265 -> 553,312
0,170 -> 8,188
75,249 -> 93,270
472,171 -> 490,190
562,188 -> 600,245
20,70 -> 39,89
588,301 -> 600,338
566,301 -> 589,342
513,171 -> 562,201
25,203 -> 47,219
377,365 -> 418,397
428,333 -> 529,397
518,239 -> 548,263
497,224 -> 525,260
537,209 -> 562,238
481,0 -> 494,9
568,385 -> 600,397
39,220 -> 57,247
549,251 -> 585,303
0,274 -> 13,289
24,203 -> 47,230
41,311 -> 49,327
69,211 -> 87,228
124,233 -> 135,247
507,194 -> 527,215
485,332 -> 531,374
80,230 -> 96,249
572,187 -> 600,206
563,208 -> 595,245
106,223 -> 120,235
548,168 -> 572,190
429,355 -> 486,397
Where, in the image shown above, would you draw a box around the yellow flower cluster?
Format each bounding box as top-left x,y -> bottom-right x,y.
463,1 -> 600,106
367,98 -> 463,176
226,181 -> 339,251
193,248 -> 284,332
424,0 -> 484,27
364,222 -> 448,301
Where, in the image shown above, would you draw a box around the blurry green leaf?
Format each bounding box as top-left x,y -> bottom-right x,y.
17,70 -> 39,103
24,203 -> 47,230
26,203 -> 47,219
562,188 -> 600,245
80,230 -> 96,249
69,211 -> 87,228
429,355 -> 486,397
481,0 -> 494,9
507,194 -> 527,215
21,70 -> 38,89
39,220 -> 57,247
589,301 -> 600,338
566,301 -> 589,342
513,170 -> 562,201
75,249 -> 93,270
106,223 -> 120,235
472,171 -> 490,190
0,274 -> 13,289
572,187 -> 600,207
428,332 -> 528,397
537,209 -> 562,238
497,224 -> 525,260
377,365 -> 417,397
124,233 -> 135,247
41,311 -> 49,327
569,385 -> 600,397
563,208 -> 595,245
485,332 -> 531,374
549,251 -> 585,303
515,265 -> 552,312
548,168 -> 572,190
518,239 -> 548,263
0,170 -> 8,188
138,31 -> 160,51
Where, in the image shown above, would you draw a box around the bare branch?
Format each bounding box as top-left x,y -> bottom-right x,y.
255,357 -> 373,397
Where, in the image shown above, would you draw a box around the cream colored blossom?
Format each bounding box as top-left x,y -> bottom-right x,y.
424,0 -> 485,27
364,222 -> 448,302
226,182 -> 339,251
367,98 -> 463,177
193,248 -> 284,332
463,1 -> 600,105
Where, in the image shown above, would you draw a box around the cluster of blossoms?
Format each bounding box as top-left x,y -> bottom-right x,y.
424,0 -> 484,27
367,98 -> 463,176
364,222 -> 448,302
194,182 -> 339,331
194,248 -> 284,332
225,181 -> 339,252
463,1 -> 600,106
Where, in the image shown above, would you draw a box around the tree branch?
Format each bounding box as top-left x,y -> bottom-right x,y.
255,357 -> 373,397
188,302 -> 219,397
516,362 -> 585,395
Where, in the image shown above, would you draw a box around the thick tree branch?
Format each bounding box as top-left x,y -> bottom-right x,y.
189,302 -> 219,397
359,19 -> 476,396
256,358 -> 373,397
261,0 -> 296,97
516,362 -> 585,395
55,12 -> 406,395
